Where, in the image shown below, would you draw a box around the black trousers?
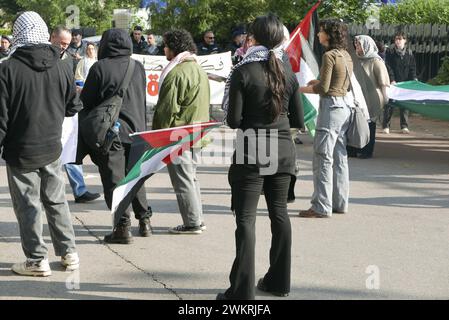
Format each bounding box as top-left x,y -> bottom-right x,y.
383,103 -> 409,129
347,121 -> 376,157
225,168 -> 291,300
89,142 -> 151,226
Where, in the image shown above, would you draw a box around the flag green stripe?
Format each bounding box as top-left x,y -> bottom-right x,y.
395,80 -> 449,93
390,100 -> 449,121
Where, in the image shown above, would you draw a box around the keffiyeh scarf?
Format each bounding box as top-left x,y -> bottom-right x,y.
221,45 -> 284,114
0,12 -> 50,63
159,51 -> 197,90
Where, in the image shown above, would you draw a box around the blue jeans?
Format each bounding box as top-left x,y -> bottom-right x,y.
7,158 -> 77,261
64,164 -> 87,197
311,96 -> 352,215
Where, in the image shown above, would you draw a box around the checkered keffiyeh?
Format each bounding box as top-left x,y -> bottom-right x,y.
12,11 -> 50,49
221,45 -> 284,117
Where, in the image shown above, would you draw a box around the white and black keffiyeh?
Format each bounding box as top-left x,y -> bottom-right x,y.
221,45 -> 284,117
11,11 -> 50,53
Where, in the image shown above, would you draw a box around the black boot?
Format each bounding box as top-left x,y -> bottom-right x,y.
138,218 -> 152,237
104,225 -> 133,244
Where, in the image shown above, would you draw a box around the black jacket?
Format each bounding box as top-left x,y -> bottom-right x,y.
80,29 -> 147,147
131,36 -> 149,55
0,44 -> 81,169
385,47 -> 417,82
197,42 -> 220,55
227,60 -> 304,176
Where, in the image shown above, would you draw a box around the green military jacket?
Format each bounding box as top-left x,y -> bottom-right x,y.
152,59 -> 210,130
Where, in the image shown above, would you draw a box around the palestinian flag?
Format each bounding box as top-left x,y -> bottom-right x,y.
111,122 -> 220,226
388,81 -> 449,121
285,0 -> 321,136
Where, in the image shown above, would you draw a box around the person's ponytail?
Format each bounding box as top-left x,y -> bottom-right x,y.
266,50 -> 285,122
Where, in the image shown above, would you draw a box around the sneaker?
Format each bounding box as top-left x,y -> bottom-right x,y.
294,136 -> 303,144
382,128 -> 390,134
11,259 -> 51,277
75,191 -> 101,203
169,225 -> 202,235
200,223 -> 207,231
61,252 -> 79,271
401,128 -> 410,134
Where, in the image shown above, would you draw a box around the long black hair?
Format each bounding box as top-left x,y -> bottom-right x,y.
250,13 -> 285,122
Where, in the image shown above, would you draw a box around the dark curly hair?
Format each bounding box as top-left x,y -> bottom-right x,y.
319,19 -> 348,51
163,29 -> 197,56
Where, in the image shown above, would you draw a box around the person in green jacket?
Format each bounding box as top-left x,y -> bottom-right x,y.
152,29 -> 210,234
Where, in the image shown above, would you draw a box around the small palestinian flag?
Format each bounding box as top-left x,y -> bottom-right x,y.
111,122 -> 220,226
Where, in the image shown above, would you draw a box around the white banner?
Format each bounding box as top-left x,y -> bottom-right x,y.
61,114 -> 78,165
132,51 -> 232,105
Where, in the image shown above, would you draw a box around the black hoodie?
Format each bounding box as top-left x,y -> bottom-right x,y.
80,29 -> 147,147
0,44 -> 81,169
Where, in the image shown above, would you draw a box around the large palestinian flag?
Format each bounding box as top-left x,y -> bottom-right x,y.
285,0 -> 321,135
388,81 -> 449,121
111,122 -> 220,226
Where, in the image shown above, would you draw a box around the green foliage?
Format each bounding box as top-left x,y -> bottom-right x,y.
2,0 -> 449,41
319,0 -> 378,24
0,28 -> 12,36
2,0 -> 139,34
429,56 -> 449,85
379,0 -> 449,24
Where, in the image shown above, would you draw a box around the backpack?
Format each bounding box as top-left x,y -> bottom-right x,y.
79,59 -> 135,154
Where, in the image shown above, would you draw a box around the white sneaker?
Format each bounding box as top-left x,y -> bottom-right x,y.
401,128 -> 410,134
382,128 -> 390,134
12,259 -> 51,277
61,252 -> 80,271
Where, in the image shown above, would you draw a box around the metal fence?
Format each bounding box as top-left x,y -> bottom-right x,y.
349,24 -> 449,82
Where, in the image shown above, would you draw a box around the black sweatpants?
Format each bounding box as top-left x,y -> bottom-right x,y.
225,168 -> 291,300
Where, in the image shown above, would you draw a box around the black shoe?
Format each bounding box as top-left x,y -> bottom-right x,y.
216,293 -> 229,300
257,278 -> 289,297
138,218 -> 152,237
75,191 -> 101,203
287,196 -> 295,204
358,153 -> 373,159
104,225 -> 133,244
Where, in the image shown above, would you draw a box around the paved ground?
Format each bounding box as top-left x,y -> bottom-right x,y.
0,114 -> 448,300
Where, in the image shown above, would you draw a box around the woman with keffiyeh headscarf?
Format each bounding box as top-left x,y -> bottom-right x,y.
352,35 -> 390,159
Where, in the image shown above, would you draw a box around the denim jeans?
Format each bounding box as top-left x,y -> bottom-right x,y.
167,149 -> 203,228
7,158 -> 77,261
311,96 -> 352,215
383,103 -> 409,129
64,163 -> 87,197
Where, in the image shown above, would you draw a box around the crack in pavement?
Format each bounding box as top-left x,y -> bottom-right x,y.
74,216 -> 182,300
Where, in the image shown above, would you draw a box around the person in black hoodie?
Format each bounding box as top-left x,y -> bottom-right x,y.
79,28 -> 152,244
0,12 -> 81,276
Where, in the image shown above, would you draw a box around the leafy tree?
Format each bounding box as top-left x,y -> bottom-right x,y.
429,56 -> 449,85
379,0 -> 449,24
